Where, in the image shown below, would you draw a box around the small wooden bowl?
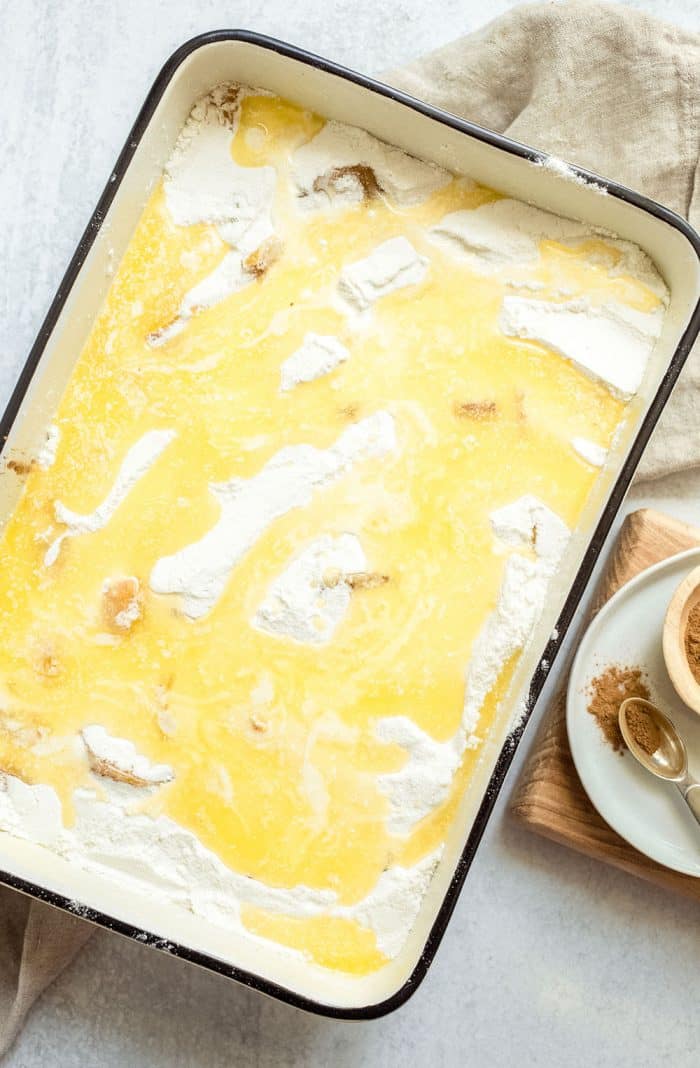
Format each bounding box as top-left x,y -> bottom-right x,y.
663,563 -> 700,715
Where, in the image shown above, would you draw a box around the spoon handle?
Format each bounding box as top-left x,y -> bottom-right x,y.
677,780 -> 700,826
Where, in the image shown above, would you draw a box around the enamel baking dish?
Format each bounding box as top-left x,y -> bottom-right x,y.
2,30 -> 700,1018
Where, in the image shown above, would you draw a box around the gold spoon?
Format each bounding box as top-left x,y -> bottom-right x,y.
662,563 -> 700,715
619,697 -> 700,827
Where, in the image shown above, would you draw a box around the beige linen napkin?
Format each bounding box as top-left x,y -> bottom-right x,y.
388,0 -> 700,481
1,0 -> 698,1056
0,890 -> 92,1056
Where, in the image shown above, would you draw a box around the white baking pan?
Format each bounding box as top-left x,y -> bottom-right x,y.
1,31 -> 699,1018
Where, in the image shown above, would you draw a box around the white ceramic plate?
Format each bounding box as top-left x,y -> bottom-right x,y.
567,547 -> 700,876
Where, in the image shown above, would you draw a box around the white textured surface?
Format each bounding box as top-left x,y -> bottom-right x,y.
3,1 -> 700,1066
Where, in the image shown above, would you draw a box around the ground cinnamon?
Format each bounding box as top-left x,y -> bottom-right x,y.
313,163 -> 383,200
6,458 -> 34,476
624,700 -> 661,755
454,400 -> 498,420
684,602 -> 700,684
586,665 -> 650,753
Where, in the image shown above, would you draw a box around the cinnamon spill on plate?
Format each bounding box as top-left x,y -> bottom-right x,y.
586,665 -> 650,753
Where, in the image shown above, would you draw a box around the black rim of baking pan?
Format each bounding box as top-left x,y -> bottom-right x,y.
2,28 -> 700,1021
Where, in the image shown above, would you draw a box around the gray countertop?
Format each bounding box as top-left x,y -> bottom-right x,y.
2,2 -> 699,1064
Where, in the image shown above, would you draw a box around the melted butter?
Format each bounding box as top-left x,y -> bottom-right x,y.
396,653 -> 520,870
0,93 -> 661,972
240,908 -> 387,974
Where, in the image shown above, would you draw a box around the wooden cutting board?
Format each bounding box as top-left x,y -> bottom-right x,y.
511,507 -> 700,900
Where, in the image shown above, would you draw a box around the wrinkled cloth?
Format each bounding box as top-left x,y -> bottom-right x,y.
0,890 -> 92,1056
388,0 -> 700,481
1,1 -> 699,1058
